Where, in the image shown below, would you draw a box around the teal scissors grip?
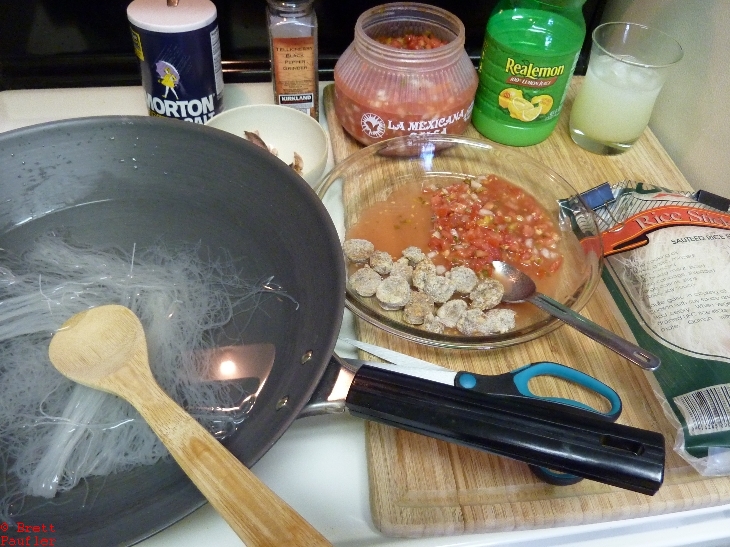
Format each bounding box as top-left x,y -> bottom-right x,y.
455,361 -> 622,421
511,362 -> 622,420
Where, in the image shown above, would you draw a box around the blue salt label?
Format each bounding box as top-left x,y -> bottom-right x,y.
130,20 -> 224,123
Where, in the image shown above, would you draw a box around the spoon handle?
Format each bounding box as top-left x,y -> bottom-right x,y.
112,366 -> 331,547
529,293 -> 661,371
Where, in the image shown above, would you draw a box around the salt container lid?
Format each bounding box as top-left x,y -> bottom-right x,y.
127,0 -> 217,33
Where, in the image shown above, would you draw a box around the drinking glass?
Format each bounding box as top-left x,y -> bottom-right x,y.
569,22 -> 683,155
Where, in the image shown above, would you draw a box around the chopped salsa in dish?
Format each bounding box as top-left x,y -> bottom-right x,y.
347,174 -> 563,280
429,176 -> 563,278
375,31 -> 449,50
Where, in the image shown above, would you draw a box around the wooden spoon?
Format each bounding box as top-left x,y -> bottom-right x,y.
48,304 -> 331,547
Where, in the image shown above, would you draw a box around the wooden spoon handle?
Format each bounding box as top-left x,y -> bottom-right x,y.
111,365 -> 331,547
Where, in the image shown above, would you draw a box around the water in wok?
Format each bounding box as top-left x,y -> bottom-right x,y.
0,116 -> 345,545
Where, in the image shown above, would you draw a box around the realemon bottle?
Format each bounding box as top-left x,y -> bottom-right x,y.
267,0 -> 319,120
472,0 -> 586,146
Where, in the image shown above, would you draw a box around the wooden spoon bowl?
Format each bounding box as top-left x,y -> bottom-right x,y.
48,304 -> 330,547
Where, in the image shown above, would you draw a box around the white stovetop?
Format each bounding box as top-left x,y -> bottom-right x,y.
2,82 -> 730,547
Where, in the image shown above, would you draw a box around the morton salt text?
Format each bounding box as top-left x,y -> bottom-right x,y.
146,93 -> 215,123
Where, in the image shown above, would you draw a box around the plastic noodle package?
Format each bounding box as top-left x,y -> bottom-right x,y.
0,234 -> 289,518
577,181 -> 730,475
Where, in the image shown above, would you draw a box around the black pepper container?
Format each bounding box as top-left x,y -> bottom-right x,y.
267,0 -> 319,120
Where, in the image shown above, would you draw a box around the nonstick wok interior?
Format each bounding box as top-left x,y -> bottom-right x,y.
0,116 -> 345,545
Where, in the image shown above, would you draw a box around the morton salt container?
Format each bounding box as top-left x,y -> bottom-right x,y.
127,0 -> 224,123
333,2 -> 478,146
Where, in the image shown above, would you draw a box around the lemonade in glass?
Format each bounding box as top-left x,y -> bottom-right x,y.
569,22 -> 683,155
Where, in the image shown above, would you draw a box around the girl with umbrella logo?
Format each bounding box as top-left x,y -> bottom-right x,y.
156,61 -> 180,99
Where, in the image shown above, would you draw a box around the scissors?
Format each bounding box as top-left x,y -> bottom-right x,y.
341,338 -> 623,486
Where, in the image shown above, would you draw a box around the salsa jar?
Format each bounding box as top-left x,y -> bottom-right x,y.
334,3 -> 478,146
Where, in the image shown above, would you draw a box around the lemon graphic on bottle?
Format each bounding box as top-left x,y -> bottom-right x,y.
531,95 -> 554,115
505,95 -> 541,122
498,88 -> 552,123
498,88 -> 523,108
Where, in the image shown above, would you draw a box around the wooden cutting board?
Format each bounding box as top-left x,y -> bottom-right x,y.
322,81 -> 730,537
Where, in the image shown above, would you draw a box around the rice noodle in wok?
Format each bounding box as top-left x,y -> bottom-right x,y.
0,234 -> 286,519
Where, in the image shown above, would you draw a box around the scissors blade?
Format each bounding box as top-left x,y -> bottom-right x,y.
340,337 -> 463,385
340,338 -> 450,371
343,357 -> 458,386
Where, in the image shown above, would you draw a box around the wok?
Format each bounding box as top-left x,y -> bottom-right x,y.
0,117 -> 664,545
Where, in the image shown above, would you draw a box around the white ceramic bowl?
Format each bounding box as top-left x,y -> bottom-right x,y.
205,104 -> 329,187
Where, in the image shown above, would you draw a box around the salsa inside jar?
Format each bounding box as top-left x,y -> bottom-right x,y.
375,31 -> 449,50
333,27 -> 478,146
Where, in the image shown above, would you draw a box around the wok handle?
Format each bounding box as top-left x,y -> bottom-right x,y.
345,365 -> 665,495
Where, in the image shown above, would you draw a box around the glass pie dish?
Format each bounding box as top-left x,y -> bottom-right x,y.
317,134 -> 603,349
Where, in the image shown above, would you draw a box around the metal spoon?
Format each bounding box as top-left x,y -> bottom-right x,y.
48,304 -> 331,547
492,261 -> 660,371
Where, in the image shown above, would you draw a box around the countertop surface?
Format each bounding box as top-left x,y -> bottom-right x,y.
2,82 -> 730,547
